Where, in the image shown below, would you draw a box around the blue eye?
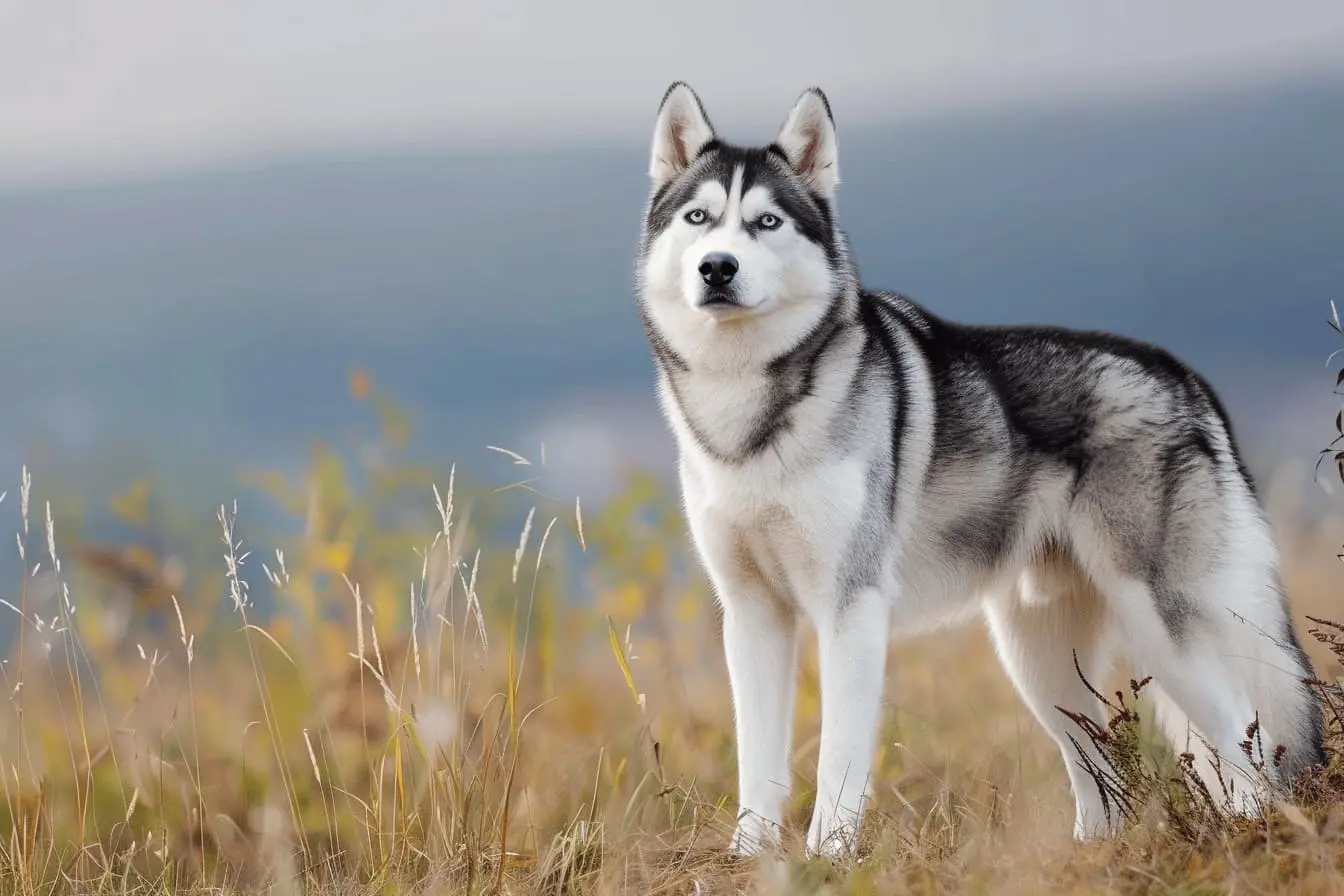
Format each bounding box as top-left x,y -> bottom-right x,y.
757,213 -> 782,230
685,209 -> 708,225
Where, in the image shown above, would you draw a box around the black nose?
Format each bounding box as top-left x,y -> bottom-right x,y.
698,252 -> 739,286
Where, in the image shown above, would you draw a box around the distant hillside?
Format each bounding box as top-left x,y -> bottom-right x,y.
1,71 -> 1341,505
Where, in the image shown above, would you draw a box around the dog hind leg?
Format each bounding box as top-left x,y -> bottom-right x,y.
983,553 -> 1123,840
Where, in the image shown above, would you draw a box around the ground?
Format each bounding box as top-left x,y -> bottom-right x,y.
3,376 -> 1344,895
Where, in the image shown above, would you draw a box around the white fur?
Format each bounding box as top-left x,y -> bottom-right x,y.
638,85 -> 1317,859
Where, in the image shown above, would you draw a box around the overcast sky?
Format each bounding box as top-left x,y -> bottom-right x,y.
2,1 -> 1343,187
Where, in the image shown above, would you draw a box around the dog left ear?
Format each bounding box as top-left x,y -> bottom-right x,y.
775,87 -> 839,198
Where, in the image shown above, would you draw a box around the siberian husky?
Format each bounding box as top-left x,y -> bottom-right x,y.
634,82 -> 1325,857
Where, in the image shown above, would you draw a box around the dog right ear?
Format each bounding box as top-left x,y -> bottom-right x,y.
649,82 -> 716,187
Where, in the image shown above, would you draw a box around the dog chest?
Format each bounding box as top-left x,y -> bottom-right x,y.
683,455 -> 870,606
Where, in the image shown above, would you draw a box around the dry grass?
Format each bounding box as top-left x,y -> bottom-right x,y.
3,370 -> 1344,895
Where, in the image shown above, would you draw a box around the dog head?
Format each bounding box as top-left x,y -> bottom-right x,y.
638,83 -> 848,330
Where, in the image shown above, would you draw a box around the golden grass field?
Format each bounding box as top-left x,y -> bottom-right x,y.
3,369 -> 1344,895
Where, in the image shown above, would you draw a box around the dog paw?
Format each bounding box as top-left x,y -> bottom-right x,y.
805,819 -> 861,862
729,815 -> 782,857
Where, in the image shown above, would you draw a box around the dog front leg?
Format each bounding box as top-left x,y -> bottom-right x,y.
721,591 -> 799,856
807,586 -> 890,858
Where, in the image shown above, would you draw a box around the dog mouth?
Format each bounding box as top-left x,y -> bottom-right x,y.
697,290 -> 742,310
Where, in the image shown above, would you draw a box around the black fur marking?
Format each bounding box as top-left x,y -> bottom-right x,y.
643,142 -> 840,264
907,317 -> 1237,487
742,299 -> 849,456
1189,368 -> 1259,498
636,302 -> 687,372
656,298 -> 849,465
695,138 -> 723,159
644,149 -> 727,244
1271,578 -> 1328,777
942,468 -> 1032,569
857,295 -> 909,518
1150,578 -> 1198,645
646,296 -> 851,465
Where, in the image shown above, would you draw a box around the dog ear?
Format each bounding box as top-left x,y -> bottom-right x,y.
650,82 -> 716,187
775,87 -> 839,198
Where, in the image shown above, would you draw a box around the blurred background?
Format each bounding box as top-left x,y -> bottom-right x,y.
2,0 -> 1343,553
3,6 -> 1344,881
